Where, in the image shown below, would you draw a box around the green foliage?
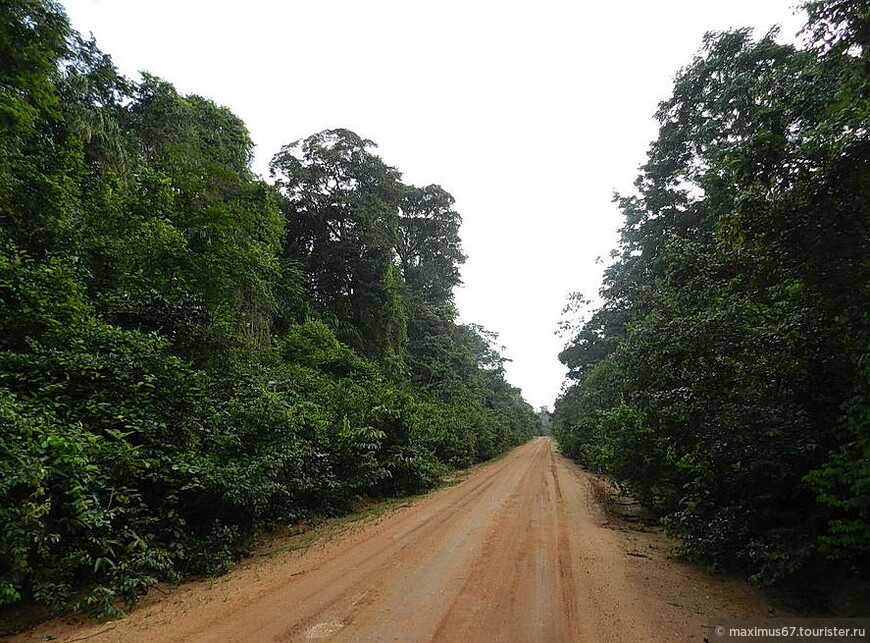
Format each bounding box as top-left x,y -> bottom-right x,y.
554,4 -> 869,583
397,184 -> 466,306
0,1 -> 67,134
0,1 -> 535,619
270,129 -> 406,364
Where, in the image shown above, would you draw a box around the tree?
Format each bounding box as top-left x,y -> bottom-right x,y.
396,184 -> 465,307
0,3 -> 536,618
554,7 -> 869,582
270,129 -> 406,365
113,75 -> 282,365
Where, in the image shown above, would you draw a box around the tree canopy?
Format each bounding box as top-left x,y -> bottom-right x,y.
553,0 -> 869,585
0,2 -> 536,619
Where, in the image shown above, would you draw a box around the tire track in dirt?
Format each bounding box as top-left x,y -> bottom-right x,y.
187,445 -> 532,643
11,437 -> 787,642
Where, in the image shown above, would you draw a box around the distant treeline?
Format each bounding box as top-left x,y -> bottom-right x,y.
554,1 -> 869,586
0,0 -> 536,618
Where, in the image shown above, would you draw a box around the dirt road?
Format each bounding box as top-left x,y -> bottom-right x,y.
11,437 -> 783,642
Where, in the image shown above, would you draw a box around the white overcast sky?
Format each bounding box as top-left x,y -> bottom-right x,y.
63,0 -> 805,410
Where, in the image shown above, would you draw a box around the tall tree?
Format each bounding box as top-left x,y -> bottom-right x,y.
554,5 -> 869,582
0,3 -> 536,618
396,184 -> 465,307
97,75 -> 283,365
270,129 -> 406,365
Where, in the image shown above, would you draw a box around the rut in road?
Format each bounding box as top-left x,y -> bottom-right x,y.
12,437 -> 783,643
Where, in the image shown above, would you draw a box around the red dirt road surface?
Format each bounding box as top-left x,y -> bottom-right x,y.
10,437 -> 784,642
